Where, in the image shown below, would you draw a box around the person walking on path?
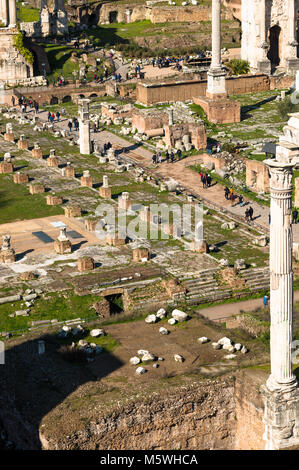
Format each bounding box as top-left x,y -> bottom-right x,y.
170,151 -> 174,163
249,206 -> 254,222
224,186 -> 229,200
245,208 -> 250,224
56,111 -> 60,122
238,194 -> 244,207
292,208 -> 298,224
67,119 -> 73,135
263,295 -> 269,309
202,174 -> 207,189
11,96 -> 15,107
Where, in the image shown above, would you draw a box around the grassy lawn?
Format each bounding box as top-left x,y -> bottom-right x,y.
17,2 -> 39,22
0,291 -> 101,333
0,174 -> 64,224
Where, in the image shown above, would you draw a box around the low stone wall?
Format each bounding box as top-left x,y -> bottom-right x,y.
136,74 -> 275,105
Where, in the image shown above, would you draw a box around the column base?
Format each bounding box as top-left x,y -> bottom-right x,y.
262,382 -> 299,450
266,374 -> 297,393
193,96 -> 241,124
207,67 -> 227,97
257,59 -> 271,75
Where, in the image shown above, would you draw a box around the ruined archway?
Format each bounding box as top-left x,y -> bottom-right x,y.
109,11 -> 118,23
267,25 -> 281,68
50,96 -> 59,105
62,95 -> 71,103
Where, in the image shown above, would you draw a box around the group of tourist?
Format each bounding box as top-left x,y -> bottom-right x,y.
199,171 -> 212,189
152,57 -> 184,69
13,96 -> 39,114
67,117 -> 80,133
152,149 -> 187,164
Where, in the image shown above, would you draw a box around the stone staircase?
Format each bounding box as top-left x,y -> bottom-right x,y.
240,267 -> 270,292
181,266 -> 270,306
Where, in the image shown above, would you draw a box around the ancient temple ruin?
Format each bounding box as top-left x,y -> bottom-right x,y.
0,0 -> 33,84
241,0 -> 299,74
20,0 -> 68,38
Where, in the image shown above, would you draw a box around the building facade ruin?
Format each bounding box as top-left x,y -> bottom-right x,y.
241,0 -> 299,74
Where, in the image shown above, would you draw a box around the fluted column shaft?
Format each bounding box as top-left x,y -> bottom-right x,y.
266,160 -> 297,391
9,0 -> 16,27
2,0 -> 8,26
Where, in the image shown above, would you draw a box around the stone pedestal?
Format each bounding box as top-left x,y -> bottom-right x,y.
0,161 -> 13,173
0,235 -> 15,264
46,194 -> 63,206
85,218 -> 100,232
13,172 -> 28,184
29,183 -> 45,194
77,257 -> 95,272
262,385 -> 299,450
106,232 -> 126,246
32,143 -> 43,159
118,192 -> 131,211
62,164 -> 75,178
54,228 -> 72,254
132,247 -> 150,262
194,96 -> 241,124
99,186 -> 111,199
80,170 -> 93,188
64,205 -> 82,218
17,135 -> 28,150
189,239 -> 209,253
4,132 -> 14,142
47,156 -> 59,167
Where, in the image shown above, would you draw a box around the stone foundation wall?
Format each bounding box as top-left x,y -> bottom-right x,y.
137,74 -> 272,105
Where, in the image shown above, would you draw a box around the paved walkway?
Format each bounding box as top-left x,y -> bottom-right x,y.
33,111 -> 299,241
199,290 -> 299,322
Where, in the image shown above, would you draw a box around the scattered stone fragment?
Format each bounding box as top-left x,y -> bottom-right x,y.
78,340 -> 88,347
168,318 -> 177,325
158,357 -> 164,361
159,327 -> 169,335
172,309 -> 188,322
156,308 -> 166,319
130,356 -> 141,366
234,343 -> 242,351
142,352 -> 155,362
138,349 -> 149,356
241,346 -> 248,354
72,325 -> 84,336
198,337 -> 209,344
153,363 -> 159,368
224,354 -> 237,360
90,328 -> 106,337
211,342 -> 222,350
136,366 -> 146,375
218,337 -> 232,347
145,314 -> 157,324
174,354 -> 184,363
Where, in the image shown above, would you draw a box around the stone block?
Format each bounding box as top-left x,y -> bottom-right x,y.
80,171 -> 93,188
4,132 -> 15,142
32,147 -> 43,159
85,218 -> 100,231
63,165 -> 75,177
13,173 -> 29,184
99,186 -> 112,199
54,239 -> 72,254
64,205 -> 82,218
77,257 -> 95,272
46,195 -> 63,206
132,247 -> 150,262
17,138 -> 28,150
0,161 -> 13,173
193,96 -> 241,125
106,232 -> 126,246
29,183 -> 45,194
47,156 -> 59,167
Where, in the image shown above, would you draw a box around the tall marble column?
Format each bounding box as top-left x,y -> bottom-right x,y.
8,0 -> 16,27
78,99 -> 91,155
265,159 -> 297,392
206,0 -> 226,99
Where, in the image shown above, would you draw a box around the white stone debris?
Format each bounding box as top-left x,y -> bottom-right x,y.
136,366 -> 146,375
218,337 -> 232,346
172,309 -> 188,322
159,327 -> 169,335
130,356 -> 141,366
198,337 -> 209,344
72,325 -> 84,336
156,308 -> 166,319
234,343 -> 242,351
142,352 -> 155,362
90,328 -> 106,337
241,346 -> 248,354
212,342 -> 222,350
224,354 -> 237,360
145,314 -> 157,324
174,354 -> 184,363
168,318 -> 177,325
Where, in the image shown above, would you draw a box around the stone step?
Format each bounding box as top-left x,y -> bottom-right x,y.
186,280 -> 217,290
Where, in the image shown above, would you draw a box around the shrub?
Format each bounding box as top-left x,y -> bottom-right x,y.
14,31 -> 34,65
276,96 -> 295,120
227,59 -> 250,76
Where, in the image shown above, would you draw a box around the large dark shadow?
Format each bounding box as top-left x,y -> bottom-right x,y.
0,332 -> 123,449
